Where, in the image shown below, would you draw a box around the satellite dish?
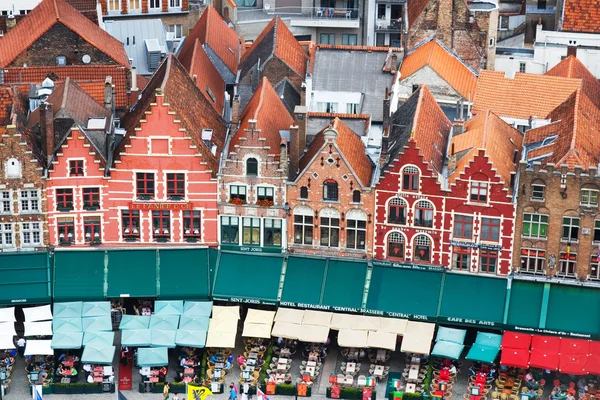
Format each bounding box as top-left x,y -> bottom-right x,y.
82,54 -> 91,64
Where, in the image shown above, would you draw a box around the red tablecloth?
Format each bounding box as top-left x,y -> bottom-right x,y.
501,332 -> 532,350
501,348 -> 530,369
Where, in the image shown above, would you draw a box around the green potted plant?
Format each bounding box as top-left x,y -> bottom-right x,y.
42,383 -> 53,395
171,382 -> 186,393
152,382 -> 165,394
53,382 -> 70,394
138,195 -> 151,201
85,383 -> 103,394
70,382 -> 85,394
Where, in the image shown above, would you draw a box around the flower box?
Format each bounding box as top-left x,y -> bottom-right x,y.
229,198 -> 247,206
59,241 -> 72,246
257,199 -> 274,207
138,195 -> 152,201
57,207 -> 73,212
156,237 -> 169,243
168,195 -> 184,201
185,237 -> 199,243
84,205 -> 99,211
124,237 -> 138,242
89,240 -> 102,246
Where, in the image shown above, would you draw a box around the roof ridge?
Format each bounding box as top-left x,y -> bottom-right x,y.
161,56 -> 173,90
54,0 -> 61,20
253,78 -> 268,121
61,77 -> 71,110
412,86 -> 425,134
188,39 -> 200,80
569,89 -> 581,153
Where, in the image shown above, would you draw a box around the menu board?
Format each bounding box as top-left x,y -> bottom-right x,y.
331,385 -> 341,399
362,387 -> 373,400
297,383 -> 308,397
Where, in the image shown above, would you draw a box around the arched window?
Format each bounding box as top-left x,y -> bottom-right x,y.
388,198 -> 406,225
352,190 -> 361,203
323,180 -> 338,201
293,206 -> 313,245
414,234 -> 431,262
5,158 -> 21,179
402,166 -> 419,191
387,232 -> 405,260
346,209 -> 367,250
300,186 -> 309,199
414,200 -> 433,227
246,158 -> 258,176
320,208 -> 340,247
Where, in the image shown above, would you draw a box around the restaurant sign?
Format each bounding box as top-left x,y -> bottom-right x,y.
212,296 -> 277,306
129,201 -> 194,210
437,316 -> 502,329
363,308 -> 434,321
372,260 -> 444,272
508,325 -> 594,340
450,241 -> 502,251
279,302 -> 361,313
220,244 -> 282,254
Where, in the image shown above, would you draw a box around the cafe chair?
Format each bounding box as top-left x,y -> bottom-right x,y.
337,374 -> 345,383
357,376 -> 367,387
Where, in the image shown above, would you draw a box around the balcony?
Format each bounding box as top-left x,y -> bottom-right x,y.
375,0 -> 406,4
375,19 -> 402,32
289,7 -> 361,28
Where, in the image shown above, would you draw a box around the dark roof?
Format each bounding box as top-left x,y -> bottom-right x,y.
274,79 -> 300,117
65,0 -> 98,10
120,54 -> 227,176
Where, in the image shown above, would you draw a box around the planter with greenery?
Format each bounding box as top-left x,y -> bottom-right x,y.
152,382 -> 165,393
170,382 -> 186,393
168,195 -> 184,201
70,383 -> 85,394
85,383 -> 103,394
327,387 -> 377,400
53,383 -> 70,394
138,195 -> 152,201
84,205 -> 99,211
42,383 -> 53,395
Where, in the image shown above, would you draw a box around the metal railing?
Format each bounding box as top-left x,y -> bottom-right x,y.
237,5 -> 359,22
374,19 -> 402,30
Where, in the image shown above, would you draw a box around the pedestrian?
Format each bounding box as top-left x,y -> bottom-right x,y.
229,382 -> 238,400
164,381 -> 170,399
16,337 -> 26,357
173,394 -> 180,400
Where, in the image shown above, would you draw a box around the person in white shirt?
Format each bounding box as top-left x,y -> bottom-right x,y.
16,338 -> 26,357
87,374 -> 94,383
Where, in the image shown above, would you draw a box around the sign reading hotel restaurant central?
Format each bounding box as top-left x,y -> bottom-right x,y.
279,302 -> 360,313
129,201 -> 194,210
363,308 -> 432,321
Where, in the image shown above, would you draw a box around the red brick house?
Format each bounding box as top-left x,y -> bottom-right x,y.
218,77 -> 293,252
375,86 -> 522,275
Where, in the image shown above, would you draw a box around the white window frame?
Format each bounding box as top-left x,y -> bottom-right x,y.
581,188 -> 599,207
413,234 -> 431,262
293,208 -> 314,245
128,0 -> 141,11
561,216 -> 580,242
256,186 -> 275,203
0,223 -> 14,248
519,248 -> 545,274
19,189 -> 40,214
169,0 -> 182,8
590,256 -> 600,280
21,222 -> 42,247
470,181 -> 489,203
531,184 -> 545,201
149,0 -> 161,10
0,190 -> 11,215
167,24 -> 183,39
229,185 -> 247,202
319,215 -> 340,248
558,252 -> 576,278
107,0 -> 120,11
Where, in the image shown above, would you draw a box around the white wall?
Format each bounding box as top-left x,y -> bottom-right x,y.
309,90 -> 363,113
0,0 -> 40,13
495,54 -> 545,76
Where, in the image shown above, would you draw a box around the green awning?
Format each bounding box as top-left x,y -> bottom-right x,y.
321,259 -> 367,311
466,343 -> 499,364
0,252 -> 50,305
213,253 -> 283,304
81,345 -> 115,365
107,250 -> 157,298
280,256 -> 327,307
149,315 -> 180,330
506,280 -> 544,329
175,329 -> 207,348
154,300 -> 184,316
119,315 -> 150,330
54,302 -> 83,318
179,315 -> 210,331
545,284 -> 600,335
53,317 -> 83,333
121,329 -> 151,347
150,329 -> 176,348
436,327 -> 466,344
366,263 -> 443,318
137,347 -> 168,367
82,316 -> 112,332
431,341 -> 464,359
159,249 -> 210,299
439,274 -> 507,327
51,332 -> 83,349
183,301 -> 213,317
82,302 -> 111,317
83,331 -> 114,347
54,251 -> 104,301
475,332 -> 502,348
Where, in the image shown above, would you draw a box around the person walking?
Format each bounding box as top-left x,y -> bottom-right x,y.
163,382 -> 170,399
16,337 -> 26,357
229,383 -> 238,400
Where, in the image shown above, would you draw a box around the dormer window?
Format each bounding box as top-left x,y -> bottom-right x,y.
202,129 -> 213,147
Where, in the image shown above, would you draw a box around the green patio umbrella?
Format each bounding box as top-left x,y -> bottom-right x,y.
179,315 -> 210,331
137,347 -> 169,367
183,301 -> 213,317
175,329 -> 207,348
53,317 -> 83,333
82,302 -> 111,317
119,315 -> 150,330
51,331 -> 83,349
53,302 -> 83,318
83,331 -> 115,348
81,345 -> 116,365
121,329 -> 152,347
149,315 -> 179,330
475,332 -> 502,348
436,327 -> 466,344
82,316 -> 112,332
151,329 -> 177,348
154,301 -> 184,316
431,341 -> 464,360
466,343 -> 500,364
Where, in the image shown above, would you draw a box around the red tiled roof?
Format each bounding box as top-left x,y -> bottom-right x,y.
525,90 -> 600,170
473,70 -> 582,120
229,77 -> 294,158
546,55 -> 600,109
0,0 -> 129,67
562,0 -> 600,34
400,38 -> 477,100
179,5 -> 239,75
187,40 -> 225,115
2,65 -> 129,108
450,110 -> 523,191
299,118 -> 373,187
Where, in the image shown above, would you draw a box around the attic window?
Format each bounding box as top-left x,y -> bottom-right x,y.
206,87 -> 216,103
202,129 -> 214,147
541,135 -> 558,146
87,118 -> 107,130
56,56 -> 67,67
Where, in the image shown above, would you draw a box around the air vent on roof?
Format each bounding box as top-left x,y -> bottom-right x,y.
145,39 -> 162,72
56,56 -> 66,67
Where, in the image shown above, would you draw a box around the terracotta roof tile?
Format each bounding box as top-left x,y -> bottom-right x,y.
2,65 -> 129,108
0,0 -> 129,67
400,38 -> 478,100
178,6 -> 239,75
473,70 -> 583,120
545,55 -> 600,108
525,90 -> 600,170
186,40 -> 225,115
562,0 -> 600,34
450,110 -> 523,191
229,77 -> 294,158
299,118 -> 374,187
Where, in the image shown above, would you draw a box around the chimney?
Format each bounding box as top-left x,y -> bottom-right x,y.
293,105 -> 307,155
231,95 -> 241,125
452,120 -> 464,136
131,67 -> 138,91
40,102 -> 54,168
104,76 -> 113,111
6,15 -> 15,31
289,125 -> 300,180
447,142 -> 457,173
435,0 -> 453,48
391,54 -> 398,73
567,46 -> 577,57
280,140 -> 288,176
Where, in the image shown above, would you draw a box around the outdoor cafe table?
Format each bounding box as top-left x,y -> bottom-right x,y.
307,361 -> 317,367
215,362 -> 224,369
377,350 -> 387,362
408,366 -> 419,381
406,383 -> 416,393
305,366 -> 316,376
248,352 -> 258,359
502,378 -> 516,394
214,369 -> 223,379
247,359 -> 257,366
184,368 -> 194,375
374,366 -> 384,377
347,363 -> 356,373
280,349 -> 291,358
242,371 -> 251,380
183,377 -> 193,383
63,357 -> 75,367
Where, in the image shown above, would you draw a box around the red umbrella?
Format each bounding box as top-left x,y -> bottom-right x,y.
501,348 -> 530,369
560,339 -> 590,355
529,347 -> 560,370
559,353 -> 588,375
586,341 -> 600,375
532,335 -> 561,352
502,332 -> 532,350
